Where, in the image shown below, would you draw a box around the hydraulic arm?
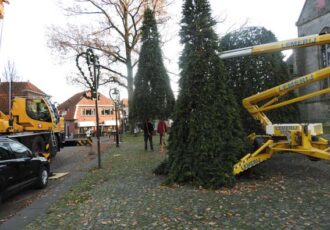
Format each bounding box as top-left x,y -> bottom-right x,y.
220,34 -> 330,175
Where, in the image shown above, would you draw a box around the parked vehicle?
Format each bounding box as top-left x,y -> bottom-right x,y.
0,2 -> 91,161
0,138 -> 49,203
0,97 -> 65,159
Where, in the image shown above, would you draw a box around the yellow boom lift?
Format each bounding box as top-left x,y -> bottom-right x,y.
220,34 -> 330,175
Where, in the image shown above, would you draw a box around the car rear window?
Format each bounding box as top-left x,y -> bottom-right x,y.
0,142 -> 11,160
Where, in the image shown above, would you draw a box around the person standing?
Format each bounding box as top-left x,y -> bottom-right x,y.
157,119 -> 167,146
143,119 -> 154,151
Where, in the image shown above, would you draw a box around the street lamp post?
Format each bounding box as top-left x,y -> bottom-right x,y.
115,103 -> 119,147
76,48 -> 101,168
109,88 -> 120,147
119,109 -> 124,142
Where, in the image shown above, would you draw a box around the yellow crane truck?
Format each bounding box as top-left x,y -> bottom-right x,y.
220,33 -> 330,175
0,97 -> 65,159
0,1 -> 64,158
0,1 -> 90,159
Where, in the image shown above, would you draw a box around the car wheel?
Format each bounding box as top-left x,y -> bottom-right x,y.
35,167 -> 48,189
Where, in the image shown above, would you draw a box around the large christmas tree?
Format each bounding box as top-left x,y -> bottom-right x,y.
157,0 -> 246,189
221,27 -> 300,134
131,8 -> 175,121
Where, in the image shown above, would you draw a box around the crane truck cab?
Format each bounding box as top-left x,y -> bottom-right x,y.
220,33 -> 330,175
0,97 -> 65,159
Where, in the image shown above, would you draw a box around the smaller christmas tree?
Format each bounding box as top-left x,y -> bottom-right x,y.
131,8 -> 175,121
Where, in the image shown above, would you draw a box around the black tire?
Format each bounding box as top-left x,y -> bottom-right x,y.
31,136 -> 45,155
35,166 -> 48,189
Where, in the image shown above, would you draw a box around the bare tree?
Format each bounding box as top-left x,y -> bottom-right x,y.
1,60 -> 22,82
48,0 -> 168,114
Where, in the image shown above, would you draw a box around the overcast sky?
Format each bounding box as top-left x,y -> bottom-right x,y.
0,0 -> 306,103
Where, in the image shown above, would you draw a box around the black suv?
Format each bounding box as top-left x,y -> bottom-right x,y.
0,138 -> 50,202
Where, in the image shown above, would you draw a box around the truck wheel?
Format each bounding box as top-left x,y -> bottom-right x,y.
35,167 -> 48,189
32,136 -> 45,155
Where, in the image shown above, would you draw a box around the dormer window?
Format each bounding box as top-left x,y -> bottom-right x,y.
82,108 -> 96,116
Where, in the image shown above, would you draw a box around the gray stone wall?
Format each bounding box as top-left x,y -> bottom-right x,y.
296,13 -> 330,125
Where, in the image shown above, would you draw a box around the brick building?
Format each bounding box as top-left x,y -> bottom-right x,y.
58,91 -> 127,137
293,0 -> 330,123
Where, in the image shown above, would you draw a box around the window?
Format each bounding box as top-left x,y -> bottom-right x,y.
101,108 -> 112,115
9,142 -> 32,158
82,108 -> 96,116
321,44 -> 330,68
26,99 -> 52,122
0,143 -> 11,160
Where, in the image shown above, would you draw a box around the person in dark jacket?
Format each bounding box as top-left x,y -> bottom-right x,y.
143,119 -> 154,151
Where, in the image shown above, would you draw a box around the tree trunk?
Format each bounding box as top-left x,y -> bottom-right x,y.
126,48 -> 135,133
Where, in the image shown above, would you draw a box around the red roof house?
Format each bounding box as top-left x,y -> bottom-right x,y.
58,91 -> 128,137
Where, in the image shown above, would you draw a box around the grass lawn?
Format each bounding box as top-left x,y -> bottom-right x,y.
26,134 -> 330,229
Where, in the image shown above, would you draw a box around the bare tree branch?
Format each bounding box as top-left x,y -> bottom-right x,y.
49,0 -> 169,117
1,61 -> 22,82
99,64 -> 127,79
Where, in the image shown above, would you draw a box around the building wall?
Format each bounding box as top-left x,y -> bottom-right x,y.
59,92 -> 129,137
296,13 -> 330,124
75,104 -> 116,135
75,105 -> 115,122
